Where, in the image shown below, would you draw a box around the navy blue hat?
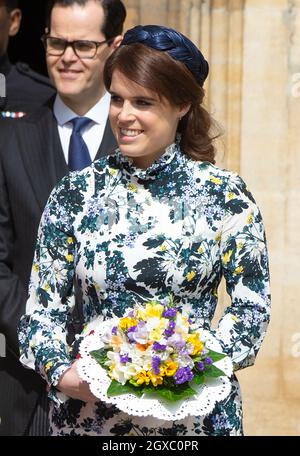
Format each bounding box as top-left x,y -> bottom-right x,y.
122,25 -> 209,86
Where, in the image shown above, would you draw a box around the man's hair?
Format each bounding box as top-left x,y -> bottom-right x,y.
1,0 -> 19,12
45,0 -> 126,40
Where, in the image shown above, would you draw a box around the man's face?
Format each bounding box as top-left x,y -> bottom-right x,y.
46,0 -> 119,114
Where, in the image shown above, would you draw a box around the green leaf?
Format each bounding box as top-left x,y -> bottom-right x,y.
143,384 -> 196,402
107,380 -> 143,398
90,348 -> 109,368
205,349 -> 226,362
204,365 -> 226,378
193,372 -> 205,385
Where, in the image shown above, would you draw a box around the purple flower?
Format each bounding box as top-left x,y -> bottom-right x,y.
164,321 -> 176,337
162,307 -> 177,318
112,326 -> 117,335
119,354 -> 131,363
152,356 -> 161,375
127,321 -> 148,344
153,342 -> 167,352
127,325 -> 137,342
167,333 -> 185,350
197,361 -> 205,372
205,357 -> 213,365
174,366 -> 194,385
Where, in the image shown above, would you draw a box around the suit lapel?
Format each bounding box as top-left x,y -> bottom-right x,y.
95,119 -> 117,160
18,106 -> 67,211
19,111 -> 115,212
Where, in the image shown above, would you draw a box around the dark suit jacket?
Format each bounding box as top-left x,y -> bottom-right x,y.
0,103 -> 117,435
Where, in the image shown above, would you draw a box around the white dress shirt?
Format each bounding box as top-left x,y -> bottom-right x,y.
53,92 -> 111,165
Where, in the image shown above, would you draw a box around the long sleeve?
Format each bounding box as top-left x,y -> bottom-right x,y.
18,175 -> 77,387
216,174 -> 271,371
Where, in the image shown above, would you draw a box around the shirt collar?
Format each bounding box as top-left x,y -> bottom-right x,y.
53,91 -> 110,126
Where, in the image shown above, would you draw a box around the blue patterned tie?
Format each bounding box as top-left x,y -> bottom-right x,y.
68,117 -> 93,171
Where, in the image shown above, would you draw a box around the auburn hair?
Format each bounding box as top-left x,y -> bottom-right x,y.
104,43 -> 220,163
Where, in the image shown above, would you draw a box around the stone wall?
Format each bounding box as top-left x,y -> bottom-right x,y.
122,0 -> 300,435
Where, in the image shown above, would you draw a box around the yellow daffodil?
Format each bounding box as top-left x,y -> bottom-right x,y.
65,254 -> 74,263
43,283 -> 50,291
148,370 -> 164,387
197,246 -> 204,254
67,237 -> 74,244
119,317 -> 138,331
160,244 -> 167,251
186,271 -> 196,282
186,333 -> 204,355
162,360 -> 178,377
231,315 -> 239,322
237,241 -> 244,250
33,263 -> 39,272
228,192 -> 235,200
144,303 -> 164,318
134,370 -> 151,385
149,324 -> 165,341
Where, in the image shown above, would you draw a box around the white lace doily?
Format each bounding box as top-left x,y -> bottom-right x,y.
77,325 -> 233,421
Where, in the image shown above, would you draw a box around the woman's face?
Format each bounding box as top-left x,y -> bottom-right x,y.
109,70 -> 189,169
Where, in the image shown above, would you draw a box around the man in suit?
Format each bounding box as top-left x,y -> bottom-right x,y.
0,0 -> 126,436
0,0 -> 55,117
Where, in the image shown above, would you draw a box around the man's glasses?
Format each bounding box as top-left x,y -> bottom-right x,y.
41,35 -> 113,59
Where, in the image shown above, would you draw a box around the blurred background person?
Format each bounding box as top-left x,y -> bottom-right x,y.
0,0 -> 55,117
0,0 -> 126,436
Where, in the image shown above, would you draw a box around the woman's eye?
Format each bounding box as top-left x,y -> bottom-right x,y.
111,95 -> 122,103
136,99 -> 152,106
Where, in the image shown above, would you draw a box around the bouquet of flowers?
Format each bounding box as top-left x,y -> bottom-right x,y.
88,296 -> 228,403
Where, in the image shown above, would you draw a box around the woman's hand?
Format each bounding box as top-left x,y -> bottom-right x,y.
56,360 -> 98,403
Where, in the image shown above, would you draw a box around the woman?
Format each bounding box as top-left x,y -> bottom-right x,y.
18,25 -> 271,436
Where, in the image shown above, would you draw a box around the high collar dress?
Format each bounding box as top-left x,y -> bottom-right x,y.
19,143 -> 270,435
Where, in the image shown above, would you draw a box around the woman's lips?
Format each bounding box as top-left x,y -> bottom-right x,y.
119,128 -> 144,142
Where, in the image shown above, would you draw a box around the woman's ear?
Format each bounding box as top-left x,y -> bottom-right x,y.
179,103 -> 192,119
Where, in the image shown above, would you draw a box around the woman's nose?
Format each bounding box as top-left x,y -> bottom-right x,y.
118,102 -> 135,122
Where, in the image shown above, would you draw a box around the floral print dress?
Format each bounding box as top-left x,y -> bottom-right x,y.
18,143 -> 270,436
